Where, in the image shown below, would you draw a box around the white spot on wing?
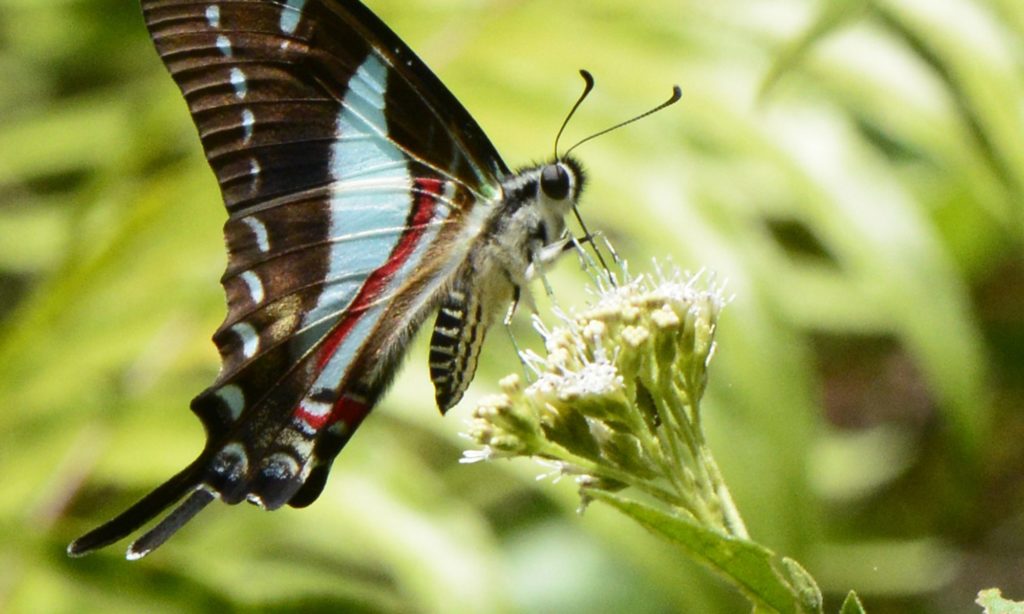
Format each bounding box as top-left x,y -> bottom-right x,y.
291,419 -> 316,436
215,442 -> 249,475
262,452 -> 300,479
248,159 -> 262,192
215,385 -> 245,420
216,34 -> 232,57
232,322 -> 259,358
205,5 -> 220,28
230,67 -> 248,99
280,0 -> 306,34
291,438 -> 314,460
240,270 -> 265,303
242,216 -> 269,252
442,180 -> 457,204
240,108 -> 255,143
301,399 -> 332,418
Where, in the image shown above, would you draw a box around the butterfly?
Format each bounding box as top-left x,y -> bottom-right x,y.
68,0 -> 679,560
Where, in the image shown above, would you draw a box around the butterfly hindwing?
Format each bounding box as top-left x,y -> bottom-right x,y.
144,0 -> 508,457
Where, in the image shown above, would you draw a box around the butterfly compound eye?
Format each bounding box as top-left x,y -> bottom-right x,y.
540,164 -> 571,200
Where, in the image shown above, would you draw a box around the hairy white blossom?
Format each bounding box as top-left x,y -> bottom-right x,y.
461,258 -> 744,536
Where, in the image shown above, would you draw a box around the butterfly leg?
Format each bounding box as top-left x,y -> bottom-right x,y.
501,285 -> 539,383
566,230 -> 621,288
523,234 -> 569,317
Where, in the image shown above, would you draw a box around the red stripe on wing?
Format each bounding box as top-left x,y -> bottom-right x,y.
295,403 -> 331,431
294,395 -> 368,432
292,177 -> 445,431
332,396 -> 371,432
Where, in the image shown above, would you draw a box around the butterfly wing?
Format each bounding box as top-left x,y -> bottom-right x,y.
70,0 -> 509,557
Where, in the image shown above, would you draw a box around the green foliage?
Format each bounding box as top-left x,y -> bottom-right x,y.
841,591 -> 867,614
594,492 -> 820,614
1,0 -> 1022,612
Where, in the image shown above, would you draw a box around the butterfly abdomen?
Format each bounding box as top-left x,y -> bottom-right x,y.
429,287 -> 487,412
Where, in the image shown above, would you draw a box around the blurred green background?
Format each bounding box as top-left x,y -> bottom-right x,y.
1,0 -> 1022,611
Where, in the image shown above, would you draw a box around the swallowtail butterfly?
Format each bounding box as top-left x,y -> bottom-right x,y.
69,0 -> 678,559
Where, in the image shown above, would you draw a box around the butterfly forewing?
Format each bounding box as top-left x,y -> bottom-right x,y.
143,0 -> 506,432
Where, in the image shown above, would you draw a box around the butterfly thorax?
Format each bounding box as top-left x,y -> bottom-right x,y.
490,157 -> 584,281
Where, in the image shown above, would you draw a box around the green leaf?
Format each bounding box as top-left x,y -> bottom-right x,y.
590,491 -> 819,614
840,591 -> 867,614
780,558 -> 824,613
758,0 -> 870,99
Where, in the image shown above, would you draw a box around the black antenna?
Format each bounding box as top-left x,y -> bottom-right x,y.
554,73 -> 682,287
554,69 -> 596,159
564,84 -> 682,158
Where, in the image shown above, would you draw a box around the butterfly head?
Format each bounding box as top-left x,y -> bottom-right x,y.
526,155 -> 586,248
539,155 -> 586,209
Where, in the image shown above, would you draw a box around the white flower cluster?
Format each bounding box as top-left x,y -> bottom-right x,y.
462,260 -> 734,531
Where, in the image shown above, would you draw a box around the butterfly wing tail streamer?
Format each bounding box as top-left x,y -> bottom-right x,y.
126,488 -> 215,560
67,455 -> 210,557
67,388 -> 378,559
